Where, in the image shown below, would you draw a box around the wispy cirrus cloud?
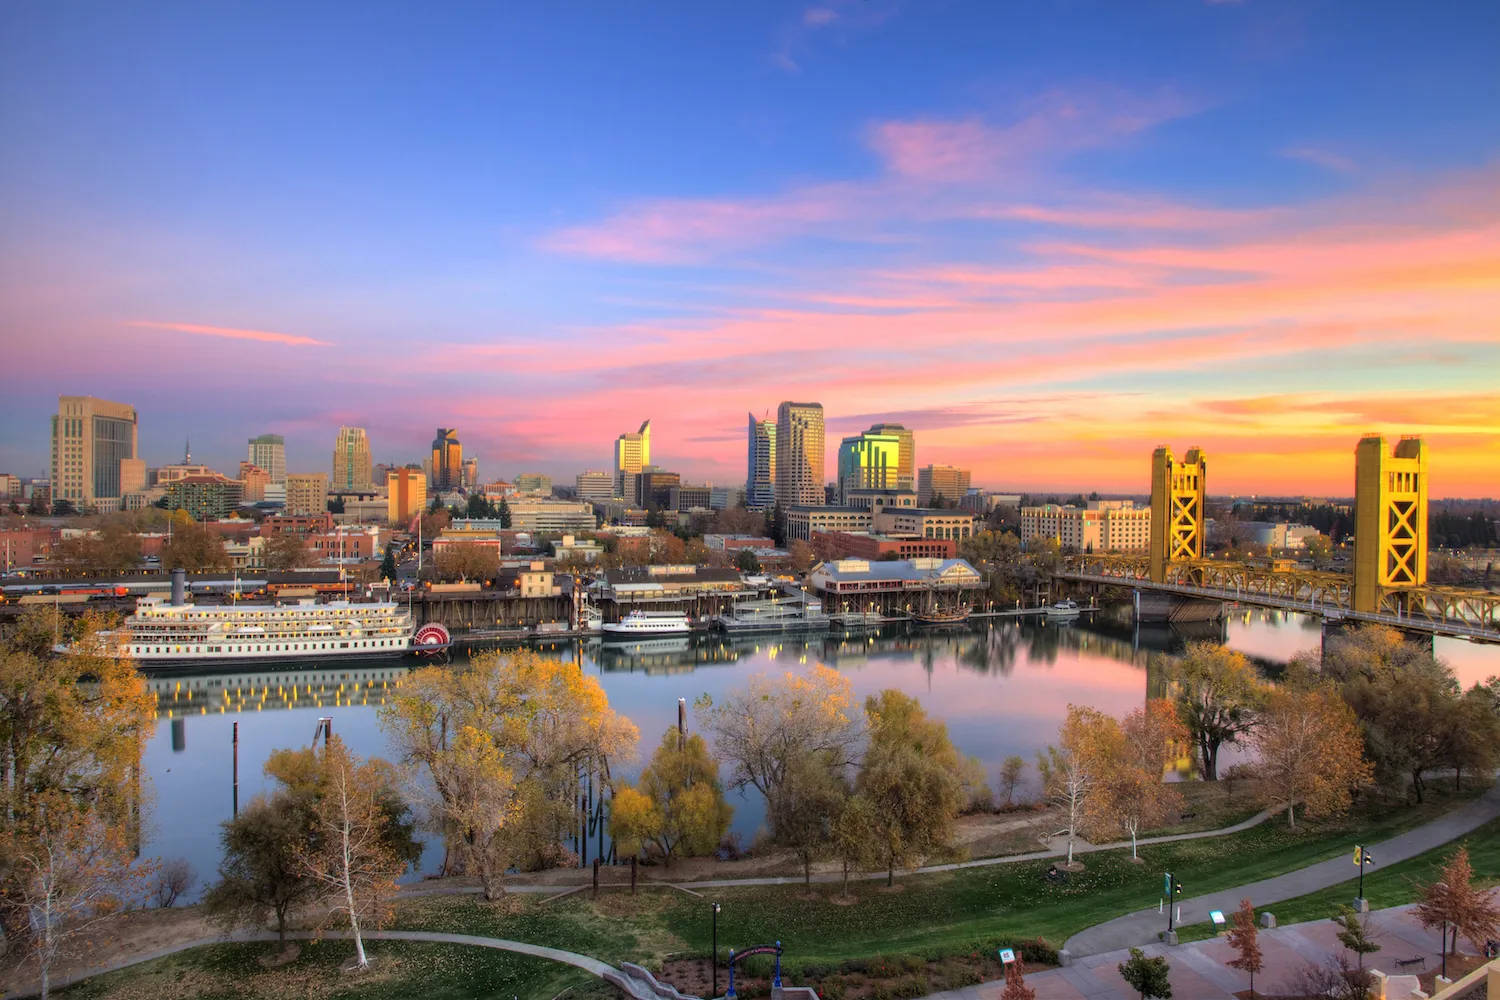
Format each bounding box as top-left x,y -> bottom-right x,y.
125,320 -> 331,347
1281,146 -> 1357,173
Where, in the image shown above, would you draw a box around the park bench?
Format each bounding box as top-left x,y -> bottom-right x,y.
1393,956 -> 1425,970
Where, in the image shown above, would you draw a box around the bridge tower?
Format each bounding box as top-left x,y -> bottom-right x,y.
1148,446 -> 1206,583
1353,435 -> 1427,614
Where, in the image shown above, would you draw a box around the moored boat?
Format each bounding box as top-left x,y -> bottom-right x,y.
1044,599 -> 1082,621
602,609 -> 693,637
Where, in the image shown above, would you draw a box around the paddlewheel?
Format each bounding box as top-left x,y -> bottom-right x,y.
412,622 -> 452,660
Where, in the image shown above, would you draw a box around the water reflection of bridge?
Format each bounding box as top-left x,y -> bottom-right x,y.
148,665 -> 412,717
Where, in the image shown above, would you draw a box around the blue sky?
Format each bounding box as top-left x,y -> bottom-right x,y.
3,0 -> 1497,494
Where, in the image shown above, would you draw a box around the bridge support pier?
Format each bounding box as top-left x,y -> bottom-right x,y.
1132,590 -> 1224,624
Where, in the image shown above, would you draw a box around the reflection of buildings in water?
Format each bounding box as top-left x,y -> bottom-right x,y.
148,664 -> 412,717
591,635 -> 745,675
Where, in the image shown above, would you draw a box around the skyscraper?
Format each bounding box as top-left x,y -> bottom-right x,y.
575,470 -> 614,502
613,419 -> 651,504
430,428 -> 462,491
837,426 -> 902,501
745,412 -> 776,510
461,457 -> 478,491
387,465 -> 427,524
774,402 -> 824,508
332,426 -> 373,492
865,423 -> 915,491
50,395 -> 138,509
247,433 -> 286,484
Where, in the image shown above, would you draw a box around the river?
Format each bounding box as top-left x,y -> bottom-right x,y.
139,608 -> 1499,895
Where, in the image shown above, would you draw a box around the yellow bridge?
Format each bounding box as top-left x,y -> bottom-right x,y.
1053,436 -> 1500,643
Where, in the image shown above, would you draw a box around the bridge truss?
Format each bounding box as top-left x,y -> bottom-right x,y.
1059,554 -> 1500,642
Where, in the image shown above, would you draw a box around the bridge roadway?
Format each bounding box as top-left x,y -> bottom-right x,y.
1057,569 -> 1500,643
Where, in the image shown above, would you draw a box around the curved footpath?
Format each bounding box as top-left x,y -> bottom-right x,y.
402,808 -> 1279,897
1064,775 -> 1500,957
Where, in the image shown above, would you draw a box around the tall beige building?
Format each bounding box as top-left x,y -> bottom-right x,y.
918,465 -> 971,507
387,466 -> 427,524
332,426 -> 373,492
775,402 -> 824,508
50,395 -> 138,509
613,419 -> 651,504
284,473 -> 328,515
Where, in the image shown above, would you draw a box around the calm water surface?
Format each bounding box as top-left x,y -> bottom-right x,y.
141,609 -> 1499,894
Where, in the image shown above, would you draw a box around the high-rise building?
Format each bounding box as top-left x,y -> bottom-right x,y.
285,473 -> 329,515
430,429 -> 462,490
247,434 -> 286,484
636,467 -> 681,509
461,457 -> 478,491
613,419 -> 651,504
745,413 -> 776,510
837,426 -> 903,501
775,402 -> 824,508
918,465 -> 971,507
50,395 -> 138,509
164,474 -> 244,521
866,423 -> 915,490
387,466 -> 427,525
238,462 -> 270,502
332,426 -> 373,492
575,470 -> 614,502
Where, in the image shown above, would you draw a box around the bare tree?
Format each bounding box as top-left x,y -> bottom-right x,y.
153,858 -> 196,908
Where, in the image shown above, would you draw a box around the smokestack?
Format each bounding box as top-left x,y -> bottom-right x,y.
172,567 -> 186,606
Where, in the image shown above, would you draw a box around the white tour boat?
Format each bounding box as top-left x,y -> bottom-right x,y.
1044,599 -> 1083,621
601,609 -> 693,637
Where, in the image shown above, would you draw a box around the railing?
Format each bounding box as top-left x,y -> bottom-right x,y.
1058,555 -> 1500,641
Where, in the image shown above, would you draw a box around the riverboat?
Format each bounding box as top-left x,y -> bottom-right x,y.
601,609 -> 693,637
92,593 -> 416,663
712,596 -> 829,633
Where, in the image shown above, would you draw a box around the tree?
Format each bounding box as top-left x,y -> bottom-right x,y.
466,494 -> 495,519
496,498 -> 512,528
1444,685 -> 1500,791
958,755 -> 994,813
713,506 -> 764,536
1,792 -> 152,1000
1000,958 -> 1037,1000
831,793 -> 878,899
856,690 -> 964,885
1252,687 -> 1372,828
1086,700 -> 1189,859
696,665 -> 861,842
380,650 -> 637,897
161,517 -> 230,572
53,519 -> 142,575
1170,643 -> 1263,781
1225,898 -> 1263,996
379,545 -> 398,583
998,755 -> 1026,807
1414,846 -> 1500,957
1118,947 -> 1172,1000
263,531 -> 313,571
153,858 -> 195,908
1039,705 -> 1117,867
734,549 -> 762,574
609,726 -> 731,867
789,539 -> 815,573
204,792 -> 320,949
432,542 -> 498,582
1333,904 -> 1380,970
1305,532 -> 1333,569
296,737 -> 408,969
775,750 -> 848,886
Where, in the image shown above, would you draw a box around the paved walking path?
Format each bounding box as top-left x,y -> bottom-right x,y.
1063,776 -> 1500,957
924,903 -> 1476,1000
16,927 -> 617,1000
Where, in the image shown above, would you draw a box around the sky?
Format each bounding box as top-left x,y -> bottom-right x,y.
2,0 -> 1498,497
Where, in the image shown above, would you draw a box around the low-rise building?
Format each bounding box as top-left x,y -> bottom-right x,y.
593,565 -> 747,603
703,534 -> 776,552
873,508 -> 976,541
306,525 -> 382,563
961,490 -> 1022,514
845,488 -> 919,514
807,557 -> 983,602
668,484 -> 713,511
335,497 -> 389,524
784,506 -> 873,542
811,531 -> 957,562
552,534 -> 605,564
238,463 -> 270,502
513,473 -> 553,496
709,486 -> 746,511
455,500 -> 596,535
1020,500 -> 1150,553
263,512 -> 335,537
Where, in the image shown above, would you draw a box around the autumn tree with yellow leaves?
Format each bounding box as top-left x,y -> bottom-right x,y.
380,650 -> 637,897
1251,686 -> 1373,828
609,726 -> 731,867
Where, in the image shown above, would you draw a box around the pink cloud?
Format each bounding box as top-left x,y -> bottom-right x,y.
125,320 -> 331,347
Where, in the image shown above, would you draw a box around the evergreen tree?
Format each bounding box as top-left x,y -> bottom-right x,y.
1333,904 -> 1380,970
496,498 -> 512,528
1118,948 -> 1172,1000
379,545 -> 398,582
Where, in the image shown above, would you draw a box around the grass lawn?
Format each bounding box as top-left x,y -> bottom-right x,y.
1174,815 -> 1500,944
54,939 -> 607,1000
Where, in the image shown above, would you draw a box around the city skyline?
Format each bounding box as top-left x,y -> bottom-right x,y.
3,2 -> 1498,496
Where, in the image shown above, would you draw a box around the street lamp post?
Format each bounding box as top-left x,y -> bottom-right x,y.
711,902 -> 721,998
1354,845 -> 1374,911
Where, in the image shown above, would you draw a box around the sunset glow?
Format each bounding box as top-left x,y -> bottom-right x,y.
3,2 -> 1497,496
